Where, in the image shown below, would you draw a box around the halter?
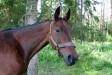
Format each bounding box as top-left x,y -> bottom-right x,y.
49,21 -> 76,50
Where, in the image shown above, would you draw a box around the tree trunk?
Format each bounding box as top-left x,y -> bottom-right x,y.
100,0 -> 105,42
25,0 -> 38,75
25,0 -> 38,24
100,1 -> 105,34
110,0 -> 112,20
80,0 -> 83,43
60,0 -> 64,17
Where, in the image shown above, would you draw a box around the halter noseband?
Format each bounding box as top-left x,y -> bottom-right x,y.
49,21 -> 76,50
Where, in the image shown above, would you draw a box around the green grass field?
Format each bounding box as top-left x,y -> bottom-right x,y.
38,40 -> 112,75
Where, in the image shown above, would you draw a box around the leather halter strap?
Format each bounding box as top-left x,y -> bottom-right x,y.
49,21 -> 75,50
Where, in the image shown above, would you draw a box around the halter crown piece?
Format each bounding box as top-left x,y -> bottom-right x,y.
49,21 -> 76,50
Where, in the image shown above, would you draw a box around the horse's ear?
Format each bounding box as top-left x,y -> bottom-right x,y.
54,6 -> 60,20
64,8 -> 70,21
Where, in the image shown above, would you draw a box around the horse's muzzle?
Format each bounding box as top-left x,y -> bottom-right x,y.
64,54 -> 78,66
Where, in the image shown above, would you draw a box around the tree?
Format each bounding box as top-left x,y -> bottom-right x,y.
80,0 -> 83,43
25,0 -> 38,75
111,0 -> 112,20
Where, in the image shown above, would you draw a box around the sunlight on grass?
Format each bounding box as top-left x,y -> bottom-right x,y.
84,70 -> 102,75
91,42 -> 112,64
92,51 -> 112,64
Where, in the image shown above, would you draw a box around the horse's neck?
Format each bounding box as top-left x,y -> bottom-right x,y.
13,20 -> 51,62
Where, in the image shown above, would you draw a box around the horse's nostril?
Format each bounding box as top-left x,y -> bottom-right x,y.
68,55 -> 74,64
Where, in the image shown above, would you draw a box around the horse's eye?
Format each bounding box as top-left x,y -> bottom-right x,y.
55,28 -> 60,32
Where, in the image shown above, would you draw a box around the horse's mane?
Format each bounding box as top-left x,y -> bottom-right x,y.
0,28 -> 13,32
0,19 -> 52,32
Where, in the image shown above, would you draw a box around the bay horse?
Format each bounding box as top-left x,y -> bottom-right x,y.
0,6 -> 78,75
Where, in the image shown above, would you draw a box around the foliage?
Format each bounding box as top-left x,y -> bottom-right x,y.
0,0 -> 26,29
107,22 -> 112,36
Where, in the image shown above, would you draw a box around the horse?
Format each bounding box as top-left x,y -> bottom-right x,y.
0,6 -> 78,75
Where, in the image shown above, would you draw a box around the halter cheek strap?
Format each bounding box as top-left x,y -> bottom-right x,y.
49,21 -> 76,50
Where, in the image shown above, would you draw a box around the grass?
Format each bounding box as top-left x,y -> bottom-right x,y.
38,40 -> 112,75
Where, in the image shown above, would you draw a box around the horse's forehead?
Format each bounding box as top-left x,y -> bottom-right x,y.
51,19 -> 70,30
56,20 -> 68,27
56,20 -> 63,25
57,20 -> 71,33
